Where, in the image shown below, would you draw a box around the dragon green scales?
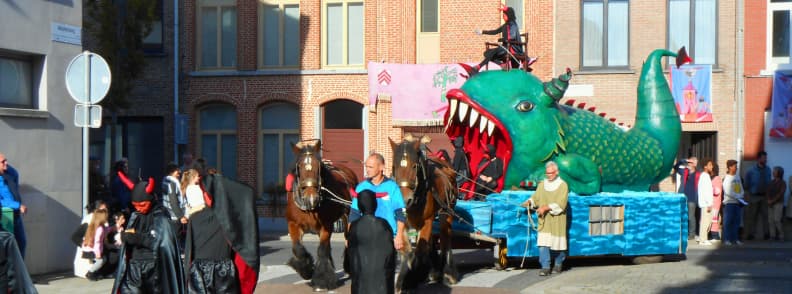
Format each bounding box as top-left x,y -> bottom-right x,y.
445,49 -> 683,195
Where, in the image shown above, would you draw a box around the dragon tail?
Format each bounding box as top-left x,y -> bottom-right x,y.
632,48 -> 684,183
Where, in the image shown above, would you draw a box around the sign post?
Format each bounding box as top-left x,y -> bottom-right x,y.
65,51 -> 111,217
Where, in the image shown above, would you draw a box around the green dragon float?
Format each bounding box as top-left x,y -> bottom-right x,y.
445,49 -> 688,195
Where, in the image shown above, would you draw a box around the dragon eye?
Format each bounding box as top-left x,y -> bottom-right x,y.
516,101 -> 535,112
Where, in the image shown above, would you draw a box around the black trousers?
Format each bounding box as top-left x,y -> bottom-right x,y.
120,259 -> 160,294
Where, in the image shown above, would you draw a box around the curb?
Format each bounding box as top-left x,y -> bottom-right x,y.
260,231 -> 347,242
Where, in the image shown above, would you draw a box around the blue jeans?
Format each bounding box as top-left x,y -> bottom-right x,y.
13,215 -> 25,258
723,203 -> 742,243
539,246 -> 566,269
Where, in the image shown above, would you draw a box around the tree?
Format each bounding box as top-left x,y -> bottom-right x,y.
84,0 -> 158,112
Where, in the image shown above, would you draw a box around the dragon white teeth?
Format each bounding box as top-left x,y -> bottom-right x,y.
469,109 -> 479,128
487,120 -> 495,136
479,116 -> 488,133
448,100 -> 458,123
458,102 -> 469,122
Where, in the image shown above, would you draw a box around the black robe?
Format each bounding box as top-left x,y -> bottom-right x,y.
198,174 -> 260,294
0,231 -> 36,294
112,205 -> 185,294
184,208 -> 238,293
474,156 -> 503,198
348,190 -> 395,294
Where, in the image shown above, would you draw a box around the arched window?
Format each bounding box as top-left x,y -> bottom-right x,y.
259,103 -> 299,205
198,104 -> 237,179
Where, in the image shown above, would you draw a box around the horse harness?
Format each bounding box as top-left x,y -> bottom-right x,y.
292,149 -> 354,211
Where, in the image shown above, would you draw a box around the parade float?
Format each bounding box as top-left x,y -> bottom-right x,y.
443,49 -> 690,267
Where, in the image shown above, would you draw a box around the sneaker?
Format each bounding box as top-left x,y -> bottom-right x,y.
736,241 -> 744,246
552,265 -> 563,274
699,240 -> 713,246
723,241 -> 734,246
527,57 -> 538,66
538,269 -> 550,276
695,236 -> 701,242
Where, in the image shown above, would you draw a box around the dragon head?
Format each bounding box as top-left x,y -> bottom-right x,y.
444,69 -> 571,190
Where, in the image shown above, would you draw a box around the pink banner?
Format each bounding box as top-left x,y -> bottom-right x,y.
770,71 -> 792,138
368,62 -> 480,126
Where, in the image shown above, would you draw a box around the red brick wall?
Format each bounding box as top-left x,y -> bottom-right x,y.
743,0 -> 772,159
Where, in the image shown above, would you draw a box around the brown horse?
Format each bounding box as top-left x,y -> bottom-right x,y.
390,133 -> 459,291
285,140 -> 358,291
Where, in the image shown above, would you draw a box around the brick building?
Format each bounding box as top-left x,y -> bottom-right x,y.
86,0 -> 748,218
174,0 -> 745,208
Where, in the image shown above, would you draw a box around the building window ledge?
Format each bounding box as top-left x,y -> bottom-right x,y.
188,69 -> 368,77
574,69 -> 636,75
0,108 -> 49,119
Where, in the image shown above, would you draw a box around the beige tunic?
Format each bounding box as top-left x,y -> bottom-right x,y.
528,179 -> 569,251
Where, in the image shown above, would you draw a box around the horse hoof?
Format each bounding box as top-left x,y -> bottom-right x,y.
443,273 -> 459,285
313,287 -> 327,292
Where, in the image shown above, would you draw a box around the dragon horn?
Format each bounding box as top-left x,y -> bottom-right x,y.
543,68 -> 573,102
117,171 -> 135,191
145,177 -> 155,194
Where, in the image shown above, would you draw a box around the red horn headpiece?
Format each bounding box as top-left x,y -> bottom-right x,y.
145,177 -> 155,194
117,171 -> 135,190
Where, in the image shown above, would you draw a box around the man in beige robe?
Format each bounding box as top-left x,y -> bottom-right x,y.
522,161 -> 568,276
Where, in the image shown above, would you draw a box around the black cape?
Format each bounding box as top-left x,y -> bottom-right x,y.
200,174 -> 260,294
112,205 -> 185,294
348,190 -> 395,294
0,231 -> 36,294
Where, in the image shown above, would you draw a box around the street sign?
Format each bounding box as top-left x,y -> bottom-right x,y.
74,104 -> 102,128
65,51 -> 111,104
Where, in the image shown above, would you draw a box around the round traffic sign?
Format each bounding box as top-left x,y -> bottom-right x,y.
65,51 -> 112,104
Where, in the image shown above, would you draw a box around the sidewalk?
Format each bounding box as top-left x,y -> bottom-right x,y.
523,240 -> 792,294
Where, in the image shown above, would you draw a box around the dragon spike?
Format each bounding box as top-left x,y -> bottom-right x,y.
543,68 -> 573,103
576,102 -> 586,109
599,112 -> 607,117
587,106 -> 596,112
145,177 -> 155,194
117,171 -> 135,191
564,99 -> 576,106
609,118 -> 617,122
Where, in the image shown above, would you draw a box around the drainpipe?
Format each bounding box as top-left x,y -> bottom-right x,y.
173,0 -> 180,163
735,0 -> 744,163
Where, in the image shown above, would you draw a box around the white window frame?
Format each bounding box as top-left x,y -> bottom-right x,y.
197,104 -> 238,178
321,0 -> 365,68
257,103 -> 300,204
666,0 -> 719,66
765,1 -> 792,73
0,52 -> 37,110
588,205 -> 625,236
197,0 -> 237,70
258,0 -> 301,69
580,0 -> 631,70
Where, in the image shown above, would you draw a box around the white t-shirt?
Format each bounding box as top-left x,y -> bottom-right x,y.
185,184 -> 205,218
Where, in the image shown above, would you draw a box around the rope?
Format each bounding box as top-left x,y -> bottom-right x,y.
320,186 -> 352,207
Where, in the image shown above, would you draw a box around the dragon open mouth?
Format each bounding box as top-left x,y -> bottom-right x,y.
444,89 -> 513,193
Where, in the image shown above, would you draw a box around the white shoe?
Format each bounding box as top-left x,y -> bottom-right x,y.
699,240 -> 713,246
736,241 -> 744,246
723,241 -> 734,246
695,236 -> 701,242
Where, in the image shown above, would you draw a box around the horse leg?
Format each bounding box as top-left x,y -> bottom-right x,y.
311,225 -> 338,291
428,235 -> 442,283
401,225 -> 434,291
287,222 -> 315,280
440,213 -> 459,285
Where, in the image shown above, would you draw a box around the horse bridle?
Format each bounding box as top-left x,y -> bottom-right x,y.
293,149 -> 322,205
395,143 -> 428,194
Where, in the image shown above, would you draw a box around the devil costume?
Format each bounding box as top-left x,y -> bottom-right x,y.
112,174 -> 185,294
348,190 -> 395,294
451,137 -> 470,189
187,174 -> 259,294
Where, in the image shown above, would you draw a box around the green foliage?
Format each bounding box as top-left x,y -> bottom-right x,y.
84,0 -> 158,111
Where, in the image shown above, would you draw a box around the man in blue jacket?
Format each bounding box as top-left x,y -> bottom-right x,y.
349,153 -> 407,251
0,153 -> 27,258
